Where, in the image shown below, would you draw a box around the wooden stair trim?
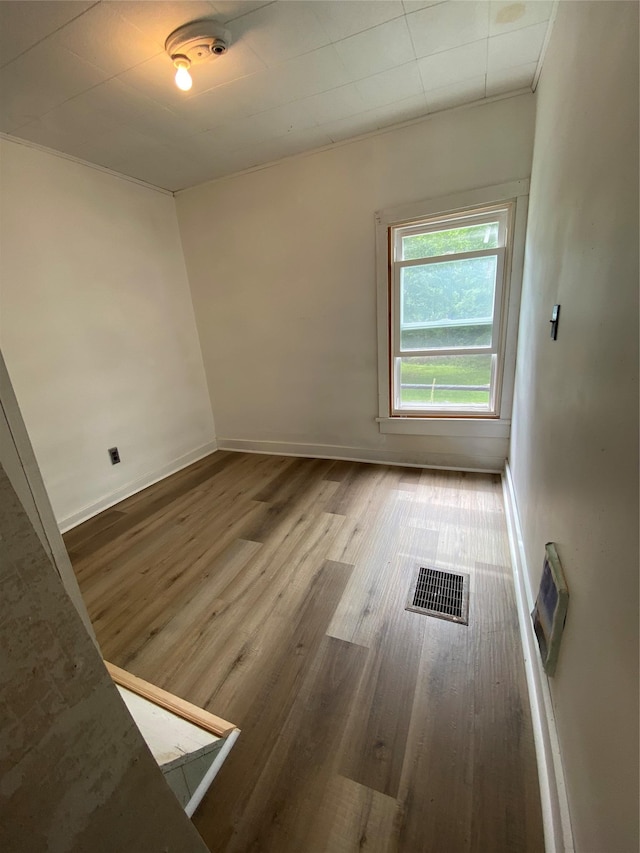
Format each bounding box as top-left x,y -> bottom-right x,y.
105,661 -> 238,738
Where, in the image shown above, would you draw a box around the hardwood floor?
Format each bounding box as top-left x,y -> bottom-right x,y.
64,451 -> 544,853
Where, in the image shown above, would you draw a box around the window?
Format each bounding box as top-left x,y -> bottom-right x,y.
391,203 -> 510,416
376,181 -> 528,433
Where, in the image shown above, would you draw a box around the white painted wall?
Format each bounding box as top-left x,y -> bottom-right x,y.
0,139 -> 216,528
0,351 -> 95,641
175,95 -> 535,471
509,3 -> 639,851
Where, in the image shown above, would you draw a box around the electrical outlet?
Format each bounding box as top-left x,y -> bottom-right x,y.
108,447 -> 120,465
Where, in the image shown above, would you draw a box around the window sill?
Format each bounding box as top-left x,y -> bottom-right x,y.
376,417 -> 511,438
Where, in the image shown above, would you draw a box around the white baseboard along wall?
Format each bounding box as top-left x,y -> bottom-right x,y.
502,462 -> 574,853
58,441 -> 218,532
216,437 -> 505,475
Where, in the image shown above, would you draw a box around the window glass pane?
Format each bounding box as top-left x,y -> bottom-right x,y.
397,355 -> 493,409
400,256 -> 497,350
401,221 -> 499,260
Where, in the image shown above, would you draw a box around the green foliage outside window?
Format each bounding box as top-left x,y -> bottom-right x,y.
400,223 -> 499,351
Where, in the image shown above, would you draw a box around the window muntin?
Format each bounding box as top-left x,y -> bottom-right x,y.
389,204 -> 512,417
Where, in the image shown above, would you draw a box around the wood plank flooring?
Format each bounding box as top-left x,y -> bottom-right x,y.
64,451 -> 544,853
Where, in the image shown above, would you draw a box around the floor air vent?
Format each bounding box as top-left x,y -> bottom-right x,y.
406,566 -> 469,625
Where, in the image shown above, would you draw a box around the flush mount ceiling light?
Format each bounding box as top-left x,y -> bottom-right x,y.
165,21 -> 231,92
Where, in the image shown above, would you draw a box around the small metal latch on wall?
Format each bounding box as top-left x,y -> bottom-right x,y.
550,304 -> 561,340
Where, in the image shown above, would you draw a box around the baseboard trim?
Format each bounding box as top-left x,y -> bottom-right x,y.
58,440 -> 218,532
217,437 -> 503,473
502,461 -> 574,853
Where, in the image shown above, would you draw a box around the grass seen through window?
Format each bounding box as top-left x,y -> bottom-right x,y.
399,355 -> 492,406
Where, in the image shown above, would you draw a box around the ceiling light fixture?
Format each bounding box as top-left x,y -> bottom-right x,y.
165,21 -> 231,92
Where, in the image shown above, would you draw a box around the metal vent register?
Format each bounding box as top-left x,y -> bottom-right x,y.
406,566 -> 469,625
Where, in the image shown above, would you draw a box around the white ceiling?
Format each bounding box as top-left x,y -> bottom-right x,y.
0,1 -> 554,192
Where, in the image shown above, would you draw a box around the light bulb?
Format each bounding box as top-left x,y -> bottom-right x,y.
174,63 -> 192,92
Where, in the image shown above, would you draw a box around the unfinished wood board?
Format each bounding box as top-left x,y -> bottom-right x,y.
107,661 -> 236,737
116,686 -> 222,768
114,676 -> 236,818
67,452 -> 544,853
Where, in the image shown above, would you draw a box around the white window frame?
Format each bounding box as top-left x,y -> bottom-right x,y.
375,180 -> 529,437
